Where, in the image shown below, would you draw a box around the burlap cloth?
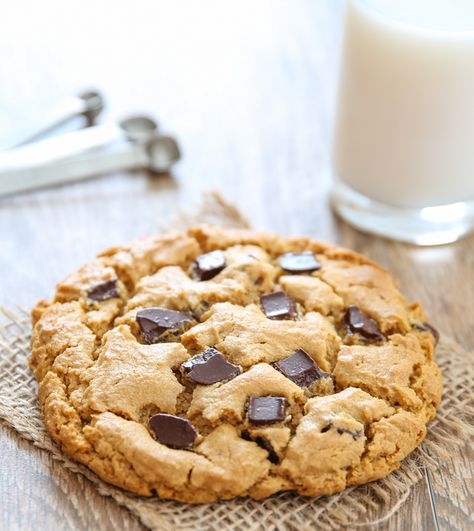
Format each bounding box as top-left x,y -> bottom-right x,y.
0,193 -> 473,530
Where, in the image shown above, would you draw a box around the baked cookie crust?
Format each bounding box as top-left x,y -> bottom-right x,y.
30,226 -> 442,503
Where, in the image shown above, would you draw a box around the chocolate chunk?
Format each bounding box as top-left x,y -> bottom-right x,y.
344,305 -> 383,341
415,323 -> 440,344
274,349 -> 329,387
279,252 -> 321,273
87,279 -> 119,301
248,396 -> 287,425
194,250 -> 226,281
182,348 -> 241,385
260,291 -> 297,320
136,308 -> 193,344
149,413 -> 197,449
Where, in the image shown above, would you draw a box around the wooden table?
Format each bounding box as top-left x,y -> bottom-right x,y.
0,1 -> 472,529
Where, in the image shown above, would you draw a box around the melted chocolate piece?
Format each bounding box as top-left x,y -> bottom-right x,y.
260,291 -> 297,320
253,436 -> 280,464
279,252 -> 321,273
344,305 -> 383,341
241,431 -> 280,464
182,348 -> 241,385
194,250 -> 226,281
274,349 -> 329,387
248,396 -> 287,425
415,322 -> 440,344
136,308 -> 193,344
87,279 -> 119,302
149,413 -> 197,449
336,426 -> 363,440
321,422 -> 362,440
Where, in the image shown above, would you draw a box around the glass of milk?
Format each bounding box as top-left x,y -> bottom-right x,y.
331,0 -> 474,245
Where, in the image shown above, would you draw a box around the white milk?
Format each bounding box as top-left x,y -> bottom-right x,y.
333,0 -> 474,208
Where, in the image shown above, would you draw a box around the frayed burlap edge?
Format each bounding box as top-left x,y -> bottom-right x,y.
0,192 -> 473,530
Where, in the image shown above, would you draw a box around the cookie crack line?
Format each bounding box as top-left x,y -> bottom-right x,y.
86,417 -> 157,494
30,225 -> 441,503
333,380 -> 417,415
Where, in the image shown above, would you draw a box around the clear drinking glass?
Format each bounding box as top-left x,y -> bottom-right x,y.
330,0 -> 474,245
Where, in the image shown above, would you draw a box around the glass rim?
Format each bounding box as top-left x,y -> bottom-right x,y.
351,0 -> 474,39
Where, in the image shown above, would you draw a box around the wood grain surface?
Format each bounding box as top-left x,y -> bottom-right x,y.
0,1 -> 472,530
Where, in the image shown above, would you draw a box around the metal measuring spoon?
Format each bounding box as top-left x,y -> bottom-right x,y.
0,115 -> 181,197
4,90 -> 105,150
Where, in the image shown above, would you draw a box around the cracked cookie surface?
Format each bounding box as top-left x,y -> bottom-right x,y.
30,225 -> 442,503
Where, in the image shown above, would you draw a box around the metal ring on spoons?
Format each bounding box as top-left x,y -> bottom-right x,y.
120,116 -> 181,172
